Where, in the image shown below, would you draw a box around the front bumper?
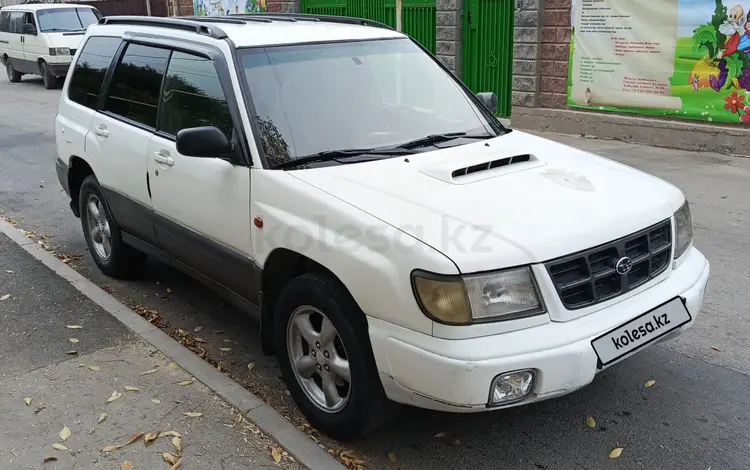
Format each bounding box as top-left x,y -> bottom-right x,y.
369,247 -> 709,412
46,62 -> 72,77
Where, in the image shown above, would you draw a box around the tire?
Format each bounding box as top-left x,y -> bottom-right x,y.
275,273 -> 399,441
78,175 -> 146,278
6,59 -> 21,83
40,61 -> 56,89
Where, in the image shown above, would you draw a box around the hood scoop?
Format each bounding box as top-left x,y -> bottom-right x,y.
420,152 -> 546,184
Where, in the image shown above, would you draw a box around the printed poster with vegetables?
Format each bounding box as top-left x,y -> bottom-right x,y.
568,0 -> 750,125
193,0 -> 266,17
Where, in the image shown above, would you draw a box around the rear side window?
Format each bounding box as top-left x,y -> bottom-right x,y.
0,12 -> 10,33
159,51 -> 233,139
68,36 -> 121,109
9,11 -> 25,33
104,43 -> 170,128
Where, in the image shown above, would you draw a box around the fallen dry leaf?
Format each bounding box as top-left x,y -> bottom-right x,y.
124,432 -> 144,446
98,413 -> 107,424
433,432 -> 445,438
102,445 -> 121,453
183,412 -> 203,418
586,416 -> 597,428
24,397 -> 31,406
106,390 -> 122,403
66,325 -> 83,330
66,350 -> 78,355
43,456 -> 58,463
68,338 -> 79,343
0,294 -> 10,301
52,443 -> 68,451
139,368 -> 159,376
177,380 -> 194,386
158,431 -> 181,438
172,436 -> 182,453
163,453 -> 179,465
270,446 -> 283,463
644,380 -> 656,388
144,432 -> 159,445
248,362 -> 255,371
59,425 -> 71,442
194,326 -> 202,332
167,288 -> 173,293
219,347 -> 232,352
87,365 -> 101,372
151,398 -> 161,404
121,461 -> 133,470
169,362 -> 179,369
169,459 -> 182,470
711,346 -> 721,352
124,386 -> 139,392
609,447 -> 623,459
387,451 -> 397,462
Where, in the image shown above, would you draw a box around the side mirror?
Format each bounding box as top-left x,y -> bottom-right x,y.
176,126 -> 233,159
476,92 -> 498,114
23,23 -> 37,35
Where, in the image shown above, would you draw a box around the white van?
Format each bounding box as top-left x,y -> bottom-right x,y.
0,3 -> 100,89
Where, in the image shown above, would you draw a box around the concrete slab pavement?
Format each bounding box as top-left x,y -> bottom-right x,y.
0,228 -> 338,469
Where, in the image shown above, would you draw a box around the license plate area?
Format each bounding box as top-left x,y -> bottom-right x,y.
591,298 -> 692,367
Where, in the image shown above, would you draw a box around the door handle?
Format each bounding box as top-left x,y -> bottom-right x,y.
153,151 -> 174,167
94,124 -> 109,138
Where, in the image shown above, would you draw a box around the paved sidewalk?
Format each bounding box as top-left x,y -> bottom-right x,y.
0,231 -> 304,470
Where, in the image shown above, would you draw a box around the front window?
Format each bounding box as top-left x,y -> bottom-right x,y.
238,38 -> 500,168
37,8 -> 100,33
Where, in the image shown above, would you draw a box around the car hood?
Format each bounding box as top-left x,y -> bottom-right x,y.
290,130 -> 685,273
45,32 -> 86,49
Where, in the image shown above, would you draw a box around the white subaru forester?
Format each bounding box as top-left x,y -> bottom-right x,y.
54,13 -> 710,440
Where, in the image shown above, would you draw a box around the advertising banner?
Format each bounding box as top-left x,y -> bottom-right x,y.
193,0 -> 265,16
568,0 -> 750,125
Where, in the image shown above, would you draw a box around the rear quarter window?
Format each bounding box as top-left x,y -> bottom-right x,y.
67,36 -> 121,110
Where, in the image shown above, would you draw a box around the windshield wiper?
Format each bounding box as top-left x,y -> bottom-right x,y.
42,28 -> 75,32
391,131 -> 493,150
272,147 -> 413,169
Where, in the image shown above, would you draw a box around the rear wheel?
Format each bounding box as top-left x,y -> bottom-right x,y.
5,59 -> 21,83
275,273 -> 399,440
79,175 -> 146,277
40,61 -> 56,89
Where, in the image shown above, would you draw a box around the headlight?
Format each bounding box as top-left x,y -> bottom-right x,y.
412,267 -> 544,325
49,48 -> 71,56
673,200 -> 693,259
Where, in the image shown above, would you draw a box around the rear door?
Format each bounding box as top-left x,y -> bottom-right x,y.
86,41 -> 171,245
147,49 -> 255,300
56,36 -> 121,175
0,11 -> 11,59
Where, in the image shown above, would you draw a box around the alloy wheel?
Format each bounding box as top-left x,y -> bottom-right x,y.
85,194 -> 112,260
286,306 -> 352,413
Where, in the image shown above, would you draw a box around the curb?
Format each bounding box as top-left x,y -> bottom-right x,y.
0,217 -> 344,470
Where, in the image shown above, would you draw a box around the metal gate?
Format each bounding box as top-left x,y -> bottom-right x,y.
461,0 -> 513,116
300,0 -> 436,54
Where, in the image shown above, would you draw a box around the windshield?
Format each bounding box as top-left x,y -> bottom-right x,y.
37,8 -> 100,33
238,38 -> 499,168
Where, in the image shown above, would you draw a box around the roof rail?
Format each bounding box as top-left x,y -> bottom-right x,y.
229,13 -> 395,30
180,15 -> 272,24
97,16 -> 229,39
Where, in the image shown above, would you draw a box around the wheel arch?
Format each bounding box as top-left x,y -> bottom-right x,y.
259,247 -> 358,356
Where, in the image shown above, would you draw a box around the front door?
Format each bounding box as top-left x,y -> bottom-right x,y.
146,50 -> 255,302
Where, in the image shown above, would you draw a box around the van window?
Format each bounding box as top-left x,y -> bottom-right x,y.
104,43 -> 170,128
9,11 -> 25,34
68,36 -> 121,110
0,11 -> 10,33
37,8 -> 100,33
159,51 -> 233,139
23,12 -> 35,30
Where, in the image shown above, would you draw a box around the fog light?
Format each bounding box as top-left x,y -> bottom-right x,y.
488,370 -> 535,406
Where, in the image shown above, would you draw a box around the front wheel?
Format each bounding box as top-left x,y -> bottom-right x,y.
275,273 -> 399,441
79,175 -> 146,277
40,61 -> 56,89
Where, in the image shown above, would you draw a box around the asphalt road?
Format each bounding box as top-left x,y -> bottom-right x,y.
1,75 -> 749,470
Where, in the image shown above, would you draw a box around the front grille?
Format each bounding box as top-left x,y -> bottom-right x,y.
545,219 -> 672,310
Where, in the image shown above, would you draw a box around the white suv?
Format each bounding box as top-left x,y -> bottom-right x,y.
54,14 -> 710,440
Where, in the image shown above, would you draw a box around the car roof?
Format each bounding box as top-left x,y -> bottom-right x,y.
2,3 -> 96,11
88,14 -> 405,48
